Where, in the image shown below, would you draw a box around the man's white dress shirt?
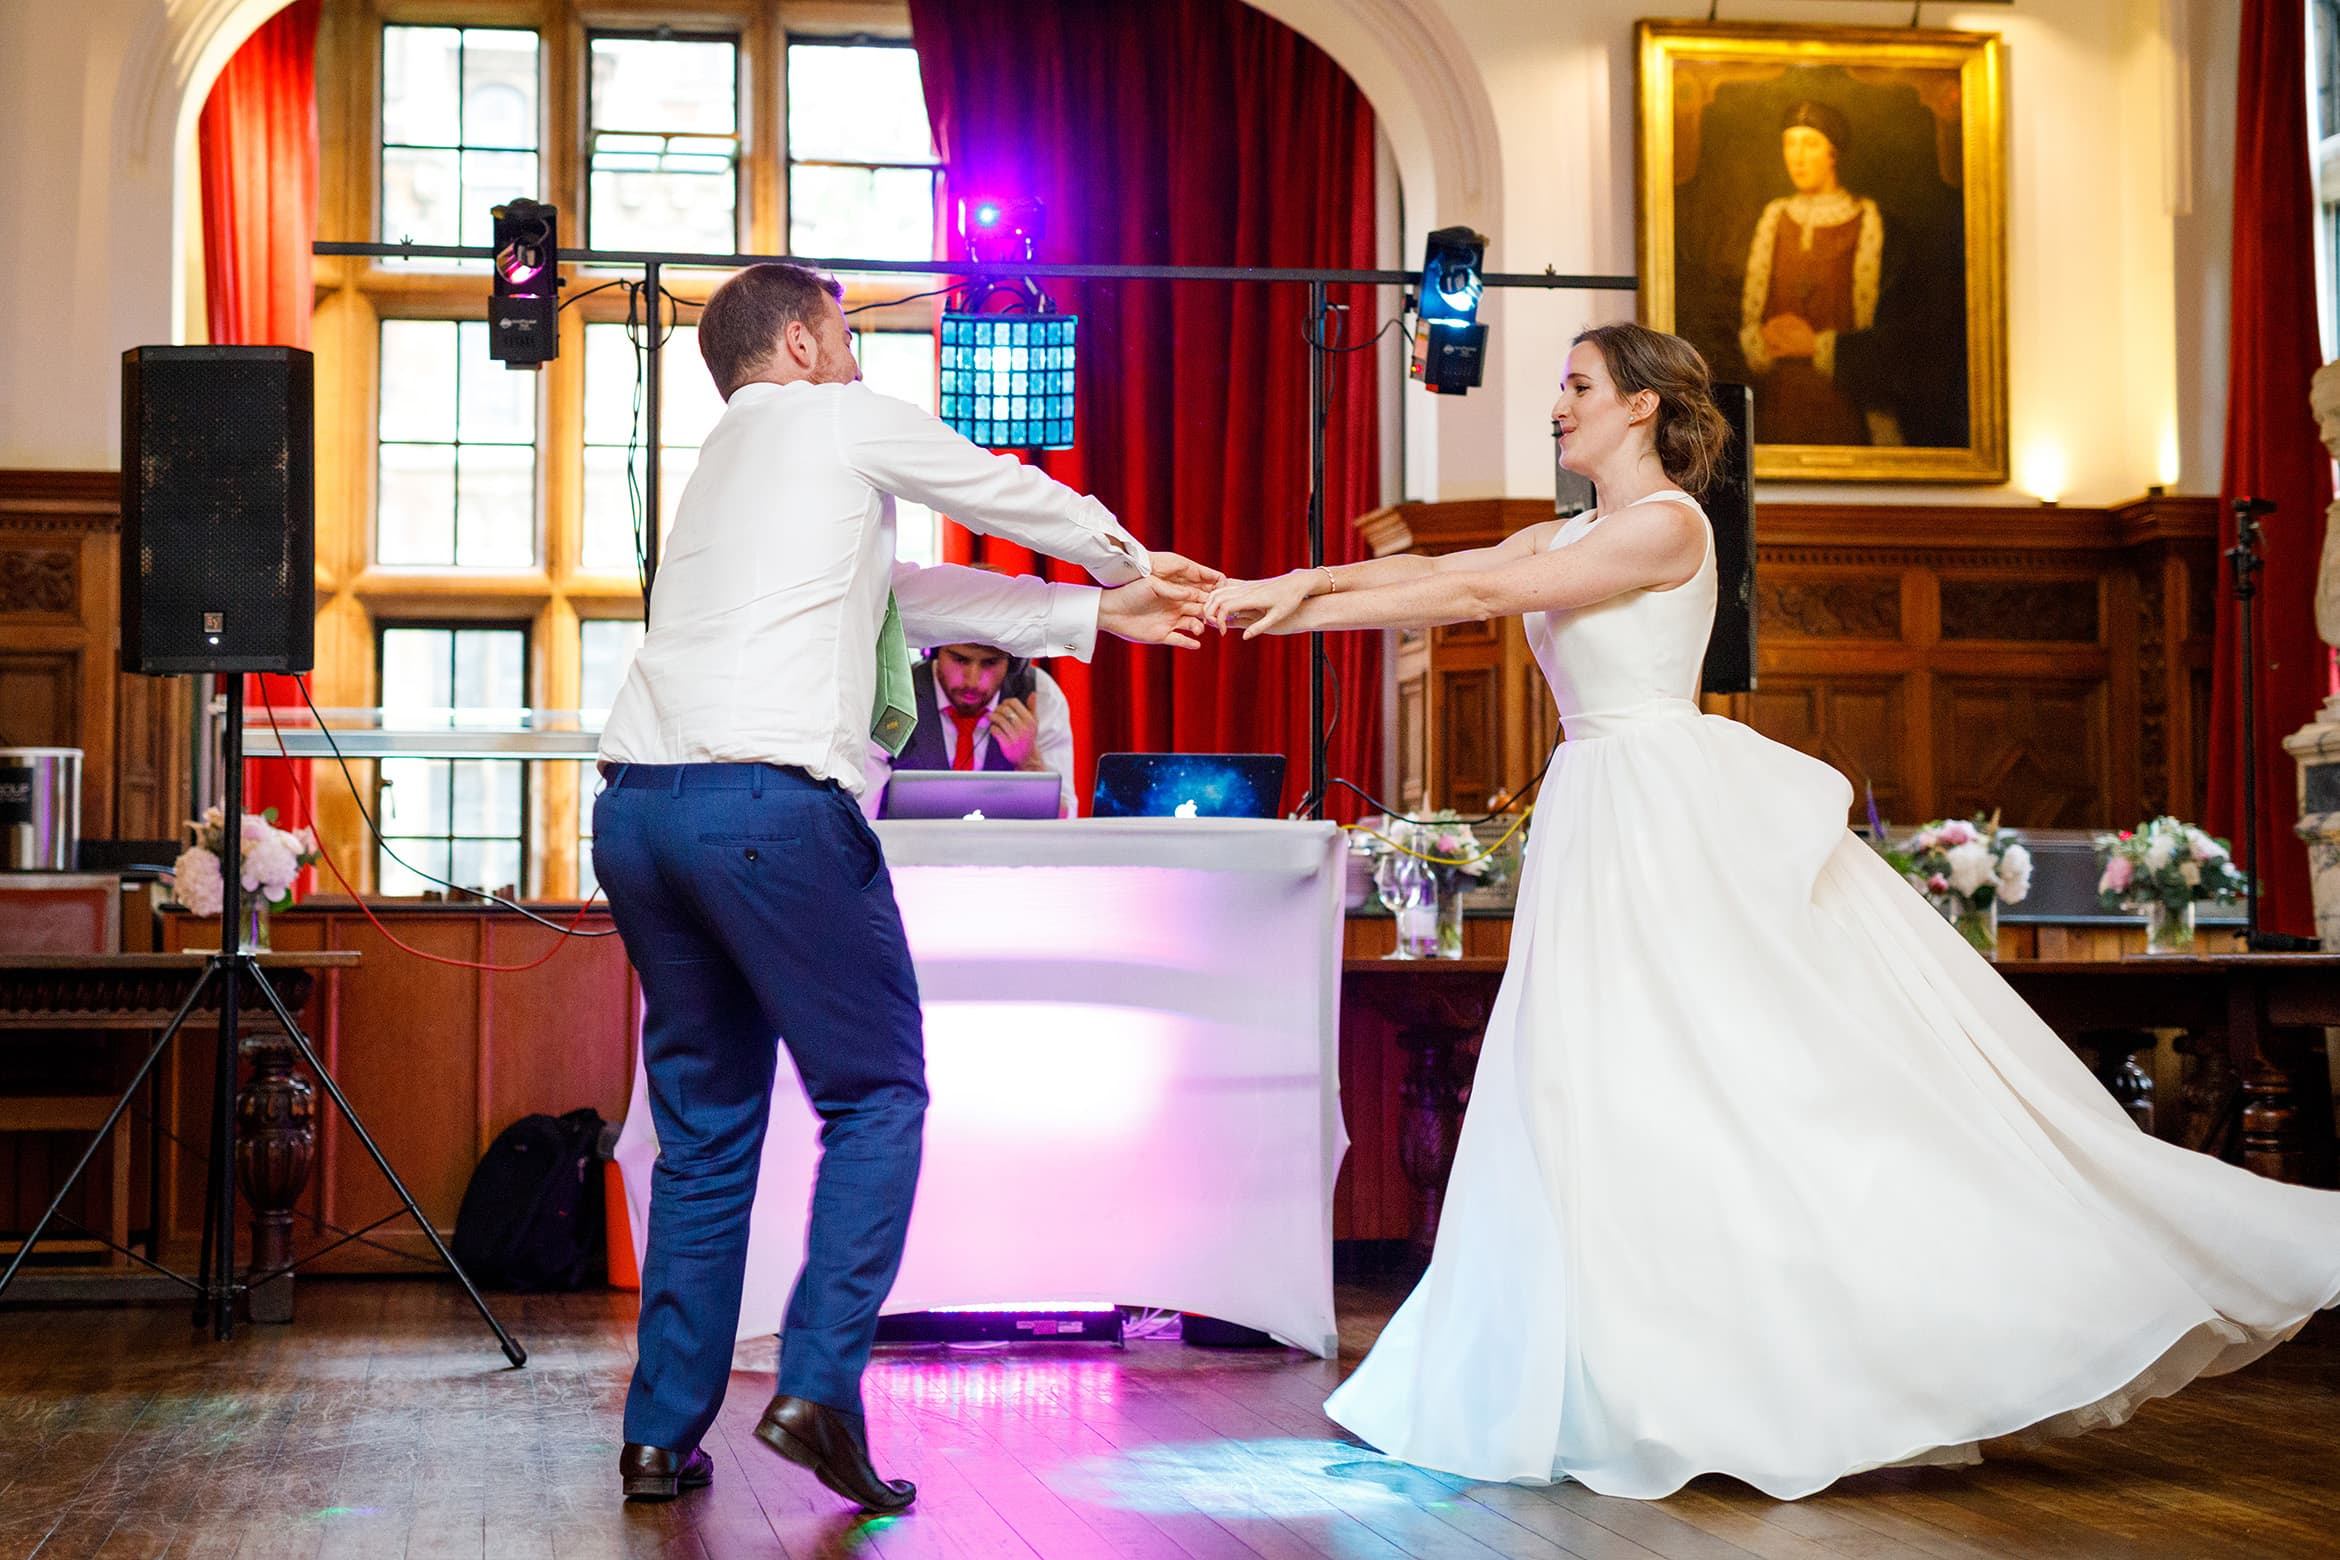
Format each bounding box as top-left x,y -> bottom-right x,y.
599,379 -> 1149,794
860,665 -> 1079,819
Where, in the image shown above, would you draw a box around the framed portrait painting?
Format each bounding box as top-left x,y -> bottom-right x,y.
1636,21 -> 2007,483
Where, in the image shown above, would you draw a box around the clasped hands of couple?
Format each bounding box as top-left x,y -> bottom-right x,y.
1096,554 -> 1333,648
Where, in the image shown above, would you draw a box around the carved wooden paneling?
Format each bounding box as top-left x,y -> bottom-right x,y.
1757,577 -> 1901,639
1938,578 -> 2100,642
113,676 -> 188,843
1936,678 -> 2109,826
0,652 -> 78,747
0,549 -> 77,616
1748,677 -> 1915,820
1437,667 -> 1501,814
0,470 -> 189,842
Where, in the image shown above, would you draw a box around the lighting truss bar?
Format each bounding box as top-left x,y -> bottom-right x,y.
315,241 -> 1636,292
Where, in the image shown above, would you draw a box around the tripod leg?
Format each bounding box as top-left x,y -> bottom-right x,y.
247,962 -> 527,1366
0,964 -> 217,1301
195,1105 -> 216,1327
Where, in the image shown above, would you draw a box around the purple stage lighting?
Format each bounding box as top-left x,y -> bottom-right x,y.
958,195 -> 1045,264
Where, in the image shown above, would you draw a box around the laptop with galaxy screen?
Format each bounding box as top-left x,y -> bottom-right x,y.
1089,753 -> 1287,820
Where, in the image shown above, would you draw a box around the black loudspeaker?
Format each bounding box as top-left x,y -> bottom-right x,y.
120,345 -> 315,675
1701,380 -> 1756,696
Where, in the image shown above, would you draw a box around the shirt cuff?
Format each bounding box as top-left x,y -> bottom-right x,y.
1045,582 -> 1104,661
1078,496 -> 1151,586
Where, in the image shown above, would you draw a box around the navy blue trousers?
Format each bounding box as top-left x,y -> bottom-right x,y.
593,762 -> 926,1453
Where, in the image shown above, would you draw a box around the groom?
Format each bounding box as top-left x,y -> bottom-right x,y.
593,263 -> 1217,1512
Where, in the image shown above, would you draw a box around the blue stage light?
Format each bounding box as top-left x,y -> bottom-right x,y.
1415,226 -> 1486,328
940,311 -> 1078,450
1410,225 -> 1489,395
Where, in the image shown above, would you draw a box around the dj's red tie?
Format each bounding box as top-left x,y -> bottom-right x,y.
951,715 -> 977,771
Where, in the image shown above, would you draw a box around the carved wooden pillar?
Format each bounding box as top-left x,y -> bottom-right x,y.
1394,1024 -> 1475,1263
234,1020 -> 316,1324
2078,1029 -> 2156,1134
2175,1028 -> 2240,1156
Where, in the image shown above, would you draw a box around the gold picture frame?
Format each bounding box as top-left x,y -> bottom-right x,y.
1636,20 -> 2007,483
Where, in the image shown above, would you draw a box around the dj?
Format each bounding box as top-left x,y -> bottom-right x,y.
862,642 -> 1078,818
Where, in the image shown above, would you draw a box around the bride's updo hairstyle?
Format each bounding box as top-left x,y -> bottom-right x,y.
1572,322 -> 1733,498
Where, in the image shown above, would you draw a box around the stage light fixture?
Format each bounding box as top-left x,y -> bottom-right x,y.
1409,225 -> 1489,395
959,195 -> 1046,264
488,198 -> 561,368
939,310 -> 1078,450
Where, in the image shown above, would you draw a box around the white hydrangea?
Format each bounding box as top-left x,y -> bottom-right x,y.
173,846 -> 223,917
1994,841 -> 2033,905
241,830 -> 301,900
2143,835 -> 2176,872
1946,840 -> 1996,897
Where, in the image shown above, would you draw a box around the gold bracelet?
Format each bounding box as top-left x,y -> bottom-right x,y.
1315,565 -> 1338,596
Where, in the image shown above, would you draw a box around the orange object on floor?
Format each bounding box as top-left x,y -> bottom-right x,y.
603,1159 -> 639,1290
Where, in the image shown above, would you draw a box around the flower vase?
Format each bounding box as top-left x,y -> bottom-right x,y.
240,900 -> 271,953
1929,892 -> 1998,960
1432,876 -> 1466,959
2140,899 -> 2195,955
1394,899 -> 1442,959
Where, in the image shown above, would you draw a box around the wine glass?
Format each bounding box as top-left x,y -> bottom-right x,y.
1373,848 -> 1431,959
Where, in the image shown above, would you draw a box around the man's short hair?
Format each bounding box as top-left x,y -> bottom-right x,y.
697,263 -> 845,400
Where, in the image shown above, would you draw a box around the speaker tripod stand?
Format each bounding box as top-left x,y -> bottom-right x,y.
0,679 -> 525,1363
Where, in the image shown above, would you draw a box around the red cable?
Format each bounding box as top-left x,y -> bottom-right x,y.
258,682 -> 606,973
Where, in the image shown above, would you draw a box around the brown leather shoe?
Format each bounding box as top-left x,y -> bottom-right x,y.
754,1395 -> 916,1512
619,1442 -> 714,1501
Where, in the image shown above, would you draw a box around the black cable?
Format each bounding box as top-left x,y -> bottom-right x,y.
624,282 -> 649,594
1327,743 -> 1560,831
291,675 -> 620,937
1306,314 -> 1409,353
843,279 -> 981,316
557,278 -> 632,313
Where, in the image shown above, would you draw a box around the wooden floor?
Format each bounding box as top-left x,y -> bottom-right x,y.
2,1279 -> 2337,1560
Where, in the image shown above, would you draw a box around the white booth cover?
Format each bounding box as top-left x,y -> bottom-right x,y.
614,818 -> 1350,1358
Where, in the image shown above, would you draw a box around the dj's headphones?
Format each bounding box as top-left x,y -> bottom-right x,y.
922,646 -> 1037,702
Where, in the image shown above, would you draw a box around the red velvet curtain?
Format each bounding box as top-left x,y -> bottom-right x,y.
198,0 -> 320,841
2208,0 -> 2334,937
908,0 -> 1382,818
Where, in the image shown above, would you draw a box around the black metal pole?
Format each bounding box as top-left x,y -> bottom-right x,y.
213,676 -> 244,1339
643,262 -> 663,620
1306,281 -> 1329,820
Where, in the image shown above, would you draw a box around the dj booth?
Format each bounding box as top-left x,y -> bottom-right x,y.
612,817 -> 1350,1357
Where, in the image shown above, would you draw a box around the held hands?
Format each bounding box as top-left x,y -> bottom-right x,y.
1099,574 -> 1211,649
1146,551 -> 1226,590
1204,571 -> 1316,639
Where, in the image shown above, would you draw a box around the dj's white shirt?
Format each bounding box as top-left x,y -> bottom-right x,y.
599,379 -> 1149,794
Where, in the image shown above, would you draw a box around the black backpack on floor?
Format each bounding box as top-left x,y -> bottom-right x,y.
451,1107 -> 607,1291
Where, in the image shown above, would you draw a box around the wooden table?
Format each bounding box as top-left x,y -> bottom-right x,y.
0,953 -> 360,1311
1342,953 -> 2340,1260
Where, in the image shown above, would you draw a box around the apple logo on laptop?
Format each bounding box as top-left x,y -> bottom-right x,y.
1174,799 -> 1200,819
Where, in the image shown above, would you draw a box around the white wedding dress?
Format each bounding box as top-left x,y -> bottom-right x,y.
1324,490 -> 2340,1500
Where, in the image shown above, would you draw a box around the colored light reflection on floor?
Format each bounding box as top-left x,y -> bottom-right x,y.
1052,1436 -> 1462,1518
875,1355 -> 1125,1412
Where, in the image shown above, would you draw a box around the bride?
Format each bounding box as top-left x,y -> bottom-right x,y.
1203,322 -> 2340,1500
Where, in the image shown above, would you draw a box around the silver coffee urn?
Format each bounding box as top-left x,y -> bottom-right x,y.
0,747 -> 83,870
